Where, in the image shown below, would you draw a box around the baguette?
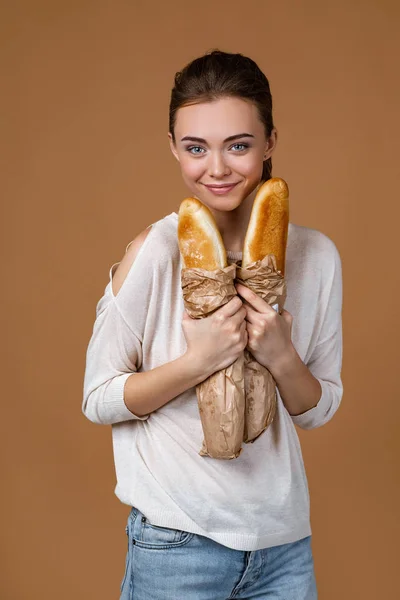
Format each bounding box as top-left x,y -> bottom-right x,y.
178,198 -> 227,269
178,198 -> 244,460
242,178 -> 289,273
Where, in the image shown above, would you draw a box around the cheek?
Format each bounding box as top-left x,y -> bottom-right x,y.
179,156 -> 204,181
236,152 -> 264,176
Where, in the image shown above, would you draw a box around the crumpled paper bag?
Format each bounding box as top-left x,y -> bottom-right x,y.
235,254 -> 287,444
181,264 -> 245,459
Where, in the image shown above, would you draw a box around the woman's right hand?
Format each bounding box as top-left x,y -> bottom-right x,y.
181,296 -> 248,376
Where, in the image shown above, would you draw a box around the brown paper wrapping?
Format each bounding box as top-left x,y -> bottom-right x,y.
235,254 -> 287,444
181,264 -> 245,459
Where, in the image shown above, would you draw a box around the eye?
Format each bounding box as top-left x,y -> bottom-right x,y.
230,143 -> 249,152
187,146 -> 205,155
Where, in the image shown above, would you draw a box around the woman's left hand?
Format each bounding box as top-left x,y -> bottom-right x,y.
235,282 -> 294,371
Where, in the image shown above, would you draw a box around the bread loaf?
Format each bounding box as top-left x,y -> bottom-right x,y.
178,198 -> 227,270
242,178 -> 289,273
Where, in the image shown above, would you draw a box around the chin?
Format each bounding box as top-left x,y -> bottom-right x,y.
206,198 -> 245,215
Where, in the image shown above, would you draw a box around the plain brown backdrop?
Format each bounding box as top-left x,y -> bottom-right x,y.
2,1 -> 399,598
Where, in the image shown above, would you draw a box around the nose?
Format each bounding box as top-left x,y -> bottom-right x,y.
208,152 -> 230,179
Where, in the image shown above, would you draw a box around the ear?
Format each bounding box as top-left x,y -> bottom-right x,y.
168,132 -> 180,162
263,127 -> 278,161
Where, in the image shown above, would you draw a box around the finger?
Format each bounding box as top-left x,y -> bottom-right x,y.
231,305 -> 247,327
281,309 -> 293,328
244,305 -> 265,325
219,295 -> 243,318
235,283 -> 274,315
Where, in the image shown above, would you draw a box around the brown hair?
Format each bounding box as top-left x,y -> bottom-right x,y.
169,49 -> 275,182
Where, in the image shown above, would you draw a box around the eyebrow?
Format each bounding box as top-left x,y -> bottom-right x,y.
180,133 -> 255,143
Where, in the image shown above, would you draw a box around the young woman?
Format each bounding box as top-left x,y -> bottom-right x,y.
83,50 -> 343,600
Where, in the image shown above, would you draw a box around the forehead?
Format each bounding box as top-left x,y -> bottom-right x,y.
174,97 -> 263,139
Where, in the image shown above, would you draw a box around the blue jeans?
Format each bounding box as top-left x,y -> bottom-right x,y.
120,506 -> 317,599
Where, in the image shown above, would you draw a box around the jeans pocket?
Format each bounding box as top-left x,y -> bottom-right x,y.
131,512 -> 194,550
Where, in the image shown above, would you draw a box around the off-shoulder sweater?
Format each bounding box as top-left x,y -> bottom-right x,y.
82,211 -> 343,551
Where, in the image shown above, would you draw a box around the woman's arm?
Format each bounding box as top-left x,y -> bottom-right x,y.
236,236 -> 343,429
122,355 -> 209,418
83,331 -> 208,425
267,346 -> 323,416
276,241 -> 344,429
83,229 -> 210,425
271,327 -> 343,429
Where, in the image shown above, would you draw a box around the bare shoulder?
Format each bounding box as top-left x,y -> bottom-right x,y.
111,226 -> 153,296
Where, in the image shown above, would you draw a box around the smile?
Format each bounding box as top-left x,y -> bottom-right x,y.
203,183 -> 239,195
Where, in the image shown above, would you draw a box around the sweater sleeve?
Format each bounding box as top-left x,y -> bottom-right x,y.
82,227 -> 158,425
82,289 -> 150,425
290,239 -> 343,430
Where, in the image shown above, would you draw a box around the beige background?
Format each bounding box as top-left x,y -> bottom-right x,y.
2,1 -> 399,598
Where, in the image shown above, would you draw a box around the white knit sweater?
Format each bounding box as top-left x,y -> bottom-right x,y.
82,211 -> 343,551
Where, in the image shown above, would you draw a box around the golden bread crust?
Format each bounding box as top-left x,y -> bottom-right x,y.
178,197 -> 227,269
242,178 -> 289,273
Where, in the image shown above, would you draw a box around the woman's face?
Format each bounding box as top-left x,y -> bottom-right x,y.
169,96 -> 277,213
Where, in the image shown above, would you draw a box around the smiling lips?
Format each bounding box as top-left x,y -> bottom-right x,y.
204,182 -> 239,195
